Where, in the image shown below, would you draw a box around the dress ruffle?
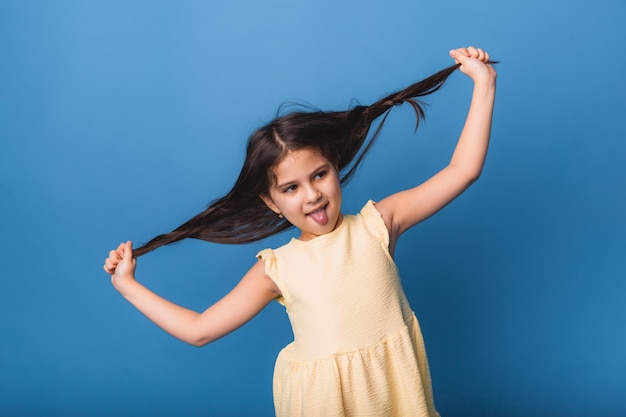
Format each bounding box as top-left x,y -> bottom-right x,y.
273,315 -> 439,417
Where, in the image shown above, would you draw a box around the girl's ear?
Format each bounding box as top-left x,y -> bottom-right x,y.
260,194 -> 280,214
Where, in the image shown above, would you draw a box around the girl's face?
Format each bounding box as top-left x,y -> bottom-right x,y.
262,148 -> 343,241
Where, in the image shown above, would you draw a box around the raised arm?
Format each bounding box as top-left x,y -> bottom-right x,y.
103,241 -> 280,346
376,47 -> 497,251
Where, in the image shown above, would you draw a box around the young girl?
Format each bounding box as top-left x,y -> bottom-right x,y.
104,46 -> 496,416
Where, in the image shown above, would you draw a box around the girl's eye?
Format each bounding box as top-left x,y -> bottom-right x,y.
314,171 -> 327,180
283,184 -> 298,193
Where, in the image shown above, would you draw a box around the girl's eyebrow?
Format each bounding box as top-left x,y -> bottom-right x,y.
274,163 -> 330,190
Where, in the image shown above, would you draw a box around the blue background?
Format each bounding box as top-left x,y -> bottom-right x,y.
1,1 -> 625,416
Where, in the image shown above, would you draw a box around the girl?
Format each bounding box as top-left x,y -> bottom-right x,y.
104,46 -> 496,416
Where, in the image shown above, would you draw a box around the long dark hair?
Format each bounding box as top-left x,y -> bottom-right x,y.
133,63 -> 462,256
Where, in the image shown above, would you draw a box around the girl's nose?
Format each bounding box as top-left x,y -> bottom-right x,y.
304,185 -> 321,203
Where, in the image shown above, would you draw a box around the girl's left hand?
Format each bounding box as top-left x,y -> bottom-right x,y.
449,46 -> 496,83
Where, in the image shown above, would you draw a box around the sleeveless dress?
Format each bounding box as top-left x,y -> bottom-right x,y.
256,201 -> 440,417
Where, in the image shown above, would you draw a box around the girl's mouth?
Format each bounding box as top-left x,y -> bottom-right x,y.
307,205 -> 328,225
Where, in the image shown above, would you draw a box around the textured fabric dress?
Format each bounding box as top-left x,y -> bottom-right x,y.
256,201 -> 440,417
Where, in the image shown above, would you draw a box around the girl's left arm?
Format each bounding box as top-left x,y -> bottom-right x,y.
376,47 -> 497,249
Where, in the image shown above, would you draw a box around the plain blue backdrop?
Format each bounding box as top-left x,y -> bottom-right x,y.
1,1 -> 625,416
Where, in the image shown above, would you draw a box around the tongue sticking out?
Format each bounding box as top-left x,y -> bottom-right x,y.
308,207 -> 328,225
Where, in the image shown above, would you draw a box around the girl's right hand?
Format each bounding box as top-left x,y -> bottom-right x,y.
103,241 -> 137,291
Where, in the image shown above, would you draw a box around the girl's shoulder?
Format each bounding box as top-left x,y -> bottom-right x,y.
358,200 -> 391,247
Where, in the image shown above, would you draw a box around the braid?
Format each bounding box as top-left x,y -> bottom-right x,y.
338,63 -> 461,183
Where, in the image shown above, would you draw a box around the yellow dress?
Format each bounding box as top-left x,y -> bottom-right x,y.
257,201 -> 440,417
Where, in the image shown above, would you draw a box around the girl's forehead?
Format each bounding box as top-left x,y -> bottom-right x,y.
282,148 -> 327,164
271,148 -> 330,179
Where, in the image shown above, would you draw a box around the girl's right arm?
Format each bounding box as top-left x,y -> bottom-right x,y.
103,241 -> 280,346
